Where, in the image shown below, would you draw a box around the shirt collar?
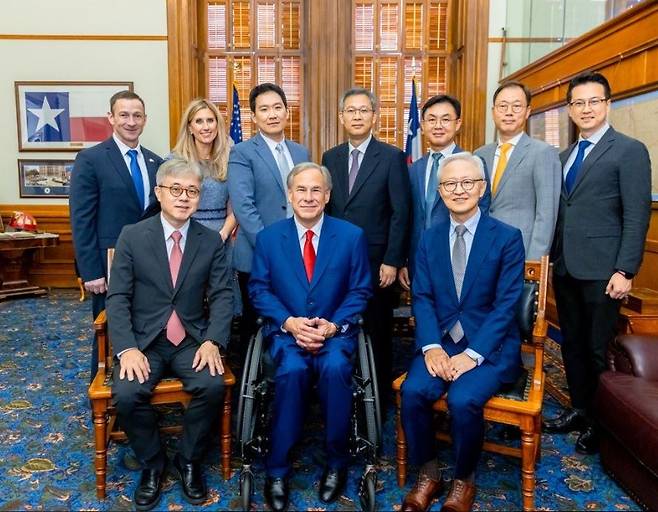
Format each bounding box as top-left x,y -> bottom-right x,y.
497,131 -> 524,149
429,142 -> 456,159
113,133 -> 142,156
294,214 -> 324,241
160,214 -> 190,242
348,133 -> 372,155
260,132 -> 287,153
449,207 -> 481,236
579,122 -> 609,145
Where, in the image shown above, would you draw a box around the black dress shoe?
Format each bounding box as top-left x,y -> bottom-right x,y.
173,454 -> 207,505
265,477 -> 289,512
575,426 -> 600,454
319,467 -> 348,503
134,468 -> 163,511
543,409 -> 586,433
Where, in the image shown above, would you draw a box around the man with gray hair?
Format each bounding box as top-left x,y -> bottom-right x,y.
400,152 -> 525,512
107,158 -> 233,510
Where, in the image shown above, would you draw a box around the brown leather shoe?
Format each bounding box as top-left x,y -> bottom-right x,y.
440,479 -> 476,512
401,464 -> 444,512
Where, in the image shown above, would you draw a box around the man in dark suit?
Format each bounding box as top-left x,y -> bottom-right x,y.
228,83 -> 310,352
249,162 -> 372,511
70,90 -> 163,380
322,87 -> 411,399
399,94 -> 491,289
545,72 -> 651,454
400,152 -> 525,512
107,158 -> 233,511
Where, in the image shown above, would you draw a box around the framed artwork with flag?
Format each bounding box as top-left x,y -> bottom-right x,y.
15,81 -> 133,151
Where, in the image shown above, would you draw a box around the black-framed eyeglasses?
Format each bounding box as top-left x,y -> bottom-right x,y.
158,184 -> 200,198
494,102 -> 527,114
568,97 -> 608,110
439,179 -> 484,193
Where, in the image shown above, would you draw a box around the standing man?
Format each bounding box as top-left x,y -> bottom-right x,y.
322,88 -> 411,399
107,158 -> 233,510
228,83 -> 310,351
475,81 -> 561,260
249,163 -> 372,511
70,90 -> 163,380
400,94 -> 491,290
545,72 -> 651,454
400,153 -> 525,512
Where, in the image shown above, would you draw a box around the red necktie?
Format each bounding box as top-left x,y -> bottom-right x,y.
166,231 -> 186,345
303,230 -> 316,282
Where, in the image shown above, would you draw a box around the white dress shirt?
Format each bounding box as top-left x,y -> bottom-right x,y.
161,214 -> 190,257
562,122 -> 610,178
261,132 -> 294,172
293,214 -> 323,254
113,134 -> 150,211
490,131 -> 524,187
424,142 -> 456,194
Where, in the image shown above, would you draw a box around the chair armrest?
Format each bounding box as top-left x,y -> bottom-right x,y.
607,335 -> 658,380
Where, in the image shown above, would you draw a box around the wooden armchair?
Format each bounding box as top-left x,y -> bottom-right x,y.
87,249 -> 236,499
392,255 -> 549,511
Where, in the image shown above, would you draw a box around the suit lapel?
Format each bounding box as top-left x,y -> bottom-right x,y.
254,133 -> 286,195
559,142 -> 576,199
106,139 -> 142,210
430,146 -> 462,214
146,217 -> 173,293
568,127 -> 615,196
347,137 -> 380,203
282,219 -> 310,290
459,215 -> 495,303
495,133 -> 530,198
415,154 -> 430,215
173,221 -> 202,297
332,143 -> 351,206
286,140 -> 305,165
143,149 -> 159,204
310,217 -> 336,289
437,222 -> 459,304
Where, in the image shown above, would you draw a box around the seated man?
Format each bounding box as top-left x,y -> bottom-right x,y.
107,158 -> 233,511
400,153 -> 525,512
249,162 -> 372,511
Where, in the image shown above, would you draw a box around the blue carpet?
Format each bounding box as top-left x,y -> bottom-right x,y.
0,291 -> 639,511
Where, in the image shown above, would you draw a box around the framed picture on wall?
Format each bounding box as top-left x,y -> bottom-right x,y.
15,81 -> 133,151
18,159 -> 74,198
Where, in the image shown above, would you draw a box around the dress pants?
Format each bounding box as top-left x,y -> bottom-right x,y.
266,333 -> 356,478
553,272 -> 621,414
364,284 -> 396,402
238,271 -> 258,360
112,334 -> 225,470
401,344 -> 502,479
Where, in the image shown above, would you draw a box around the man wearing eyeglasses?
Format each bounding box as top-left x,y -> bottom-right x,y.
475,81 -> 561,260
107,158 -> 233,511
545,72 -> 651,454
400,152 -> 525,512
399,94 -> 491,291
322,87 -> 411,404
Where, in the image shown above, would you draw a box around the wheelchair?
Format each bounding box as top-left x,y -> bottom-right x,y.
236,322 -> 382,511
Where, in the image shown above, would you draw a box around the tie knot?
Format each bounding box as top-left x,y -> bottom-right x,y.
275,143 -> 284,153
499,142 -> 512,155
432,152 -> 442,163
127,149 -> 138,159
455,224 -> 466,237
578,140 -> 592,151
171,230 -> 182,244
305,230 -> 314,242
351,148 -> 360,158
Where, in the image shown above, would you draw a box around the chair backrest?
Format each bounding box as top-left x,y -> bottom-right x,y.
94,248 -> 115,372
515,255 -> 549,346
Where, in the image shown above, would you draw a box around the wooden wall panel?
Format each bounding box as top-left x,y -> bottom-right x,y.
1,205 -> 77,288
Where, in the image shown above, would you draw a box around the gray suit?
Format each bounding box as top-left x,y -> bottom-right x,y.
475,132 -> 561,259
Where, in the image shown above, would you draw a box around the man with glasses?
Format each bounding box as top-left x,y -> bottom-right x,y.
70,90 -> 164,382
400,94 -> 491,290
107,158 -> 233,510
322,87 -> 411,404
400,152 -> 525,512
545,72 -> 651,454
475,81 -> 561,260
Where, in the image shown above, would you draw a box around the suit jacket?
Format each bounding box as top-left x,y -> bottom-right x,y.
227,132 -> 310,273
408,146 -> 492,276
413,214 -> 525,382
475,132 -> 560,260
322,137 -> 411,276
70,137 -> 163,282
107,215 -> 233,354
248,215 -> 372,339
551,126 -> 651,280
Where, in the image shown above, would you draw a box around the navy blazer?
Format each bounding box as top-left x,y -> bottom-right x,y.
412,214 -> 524,382
407,147 -> 491,276
248,215 -> 372,339
69,137 -> 162,282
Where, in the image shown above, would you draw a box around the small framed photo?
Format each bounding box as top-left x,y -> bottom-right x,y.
18,159 -> 74,198
15,81 -> 133,151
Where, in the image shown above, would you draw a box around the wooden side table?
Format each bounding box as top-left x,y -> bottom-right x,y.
0,233 -> 59,300
618,288 -> 658,335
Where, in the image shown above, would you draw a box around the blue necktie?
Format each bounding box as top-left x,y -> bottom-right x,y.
564,140 -> 592,194
127,149 -> 145,210
425,153 -> 442,229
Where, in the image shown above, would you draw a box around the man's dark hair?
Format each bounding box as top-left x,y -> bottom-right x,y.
493,81 -> 531,106
109,90 -> 145,113
567,71 -> 611,103
421,94 -> 462,120
249,83 -> 288,113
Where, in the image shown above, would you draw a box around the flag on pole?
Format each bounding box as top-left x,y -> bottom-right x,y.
229,85 -> 243,144
405,79 -> 422,164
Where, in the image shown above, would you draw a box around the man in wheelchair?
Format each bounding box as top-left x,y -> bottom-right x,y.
248,162 -> 372,511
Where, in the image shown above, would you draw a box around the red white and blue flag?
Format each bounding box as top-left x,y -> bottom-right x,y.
405,79 -> 422,164
229,85 -> 243,144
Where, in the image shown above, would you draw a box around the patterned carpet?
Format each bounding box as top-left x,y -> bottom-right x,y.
0,291 -> 640,511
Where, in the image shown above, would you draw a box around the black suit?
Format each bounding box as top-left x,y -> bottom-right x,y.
551,126 -> 651,413
322,137 -> 411,396
107,215 -> 233,469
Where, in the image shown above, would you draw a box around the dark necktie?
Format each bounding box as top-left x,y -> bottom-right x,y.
348,149 -> 360,194
449,224 -> 466,342
127,149 -> 145,210
303,230 -> 316,282
425,153 -> 442,229
564,140 -> 592,194
166,231 -> 185,345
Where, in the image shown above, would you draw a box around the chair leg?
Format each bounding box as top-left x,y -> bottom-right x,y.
520,426 -> 536,511
395,391 -> 407,487
534,415 -> 542,463
221,386 -> 232,480
92,402 -> 108,499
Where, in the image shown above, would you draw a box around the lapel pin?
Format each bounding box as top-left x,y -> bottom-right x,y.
148,158 -> 155,163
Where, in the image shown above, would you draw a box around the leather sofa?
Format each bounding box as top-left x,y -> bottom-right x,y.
595,335 -> 658,510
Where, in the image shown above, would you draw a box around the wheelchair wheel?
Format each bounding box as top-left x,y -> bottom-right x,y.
238,329 -> 265,452
358,330 -> 382,447
358,468 -> 377,512
239,467 -> 253,511
236,333 -> 256,443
